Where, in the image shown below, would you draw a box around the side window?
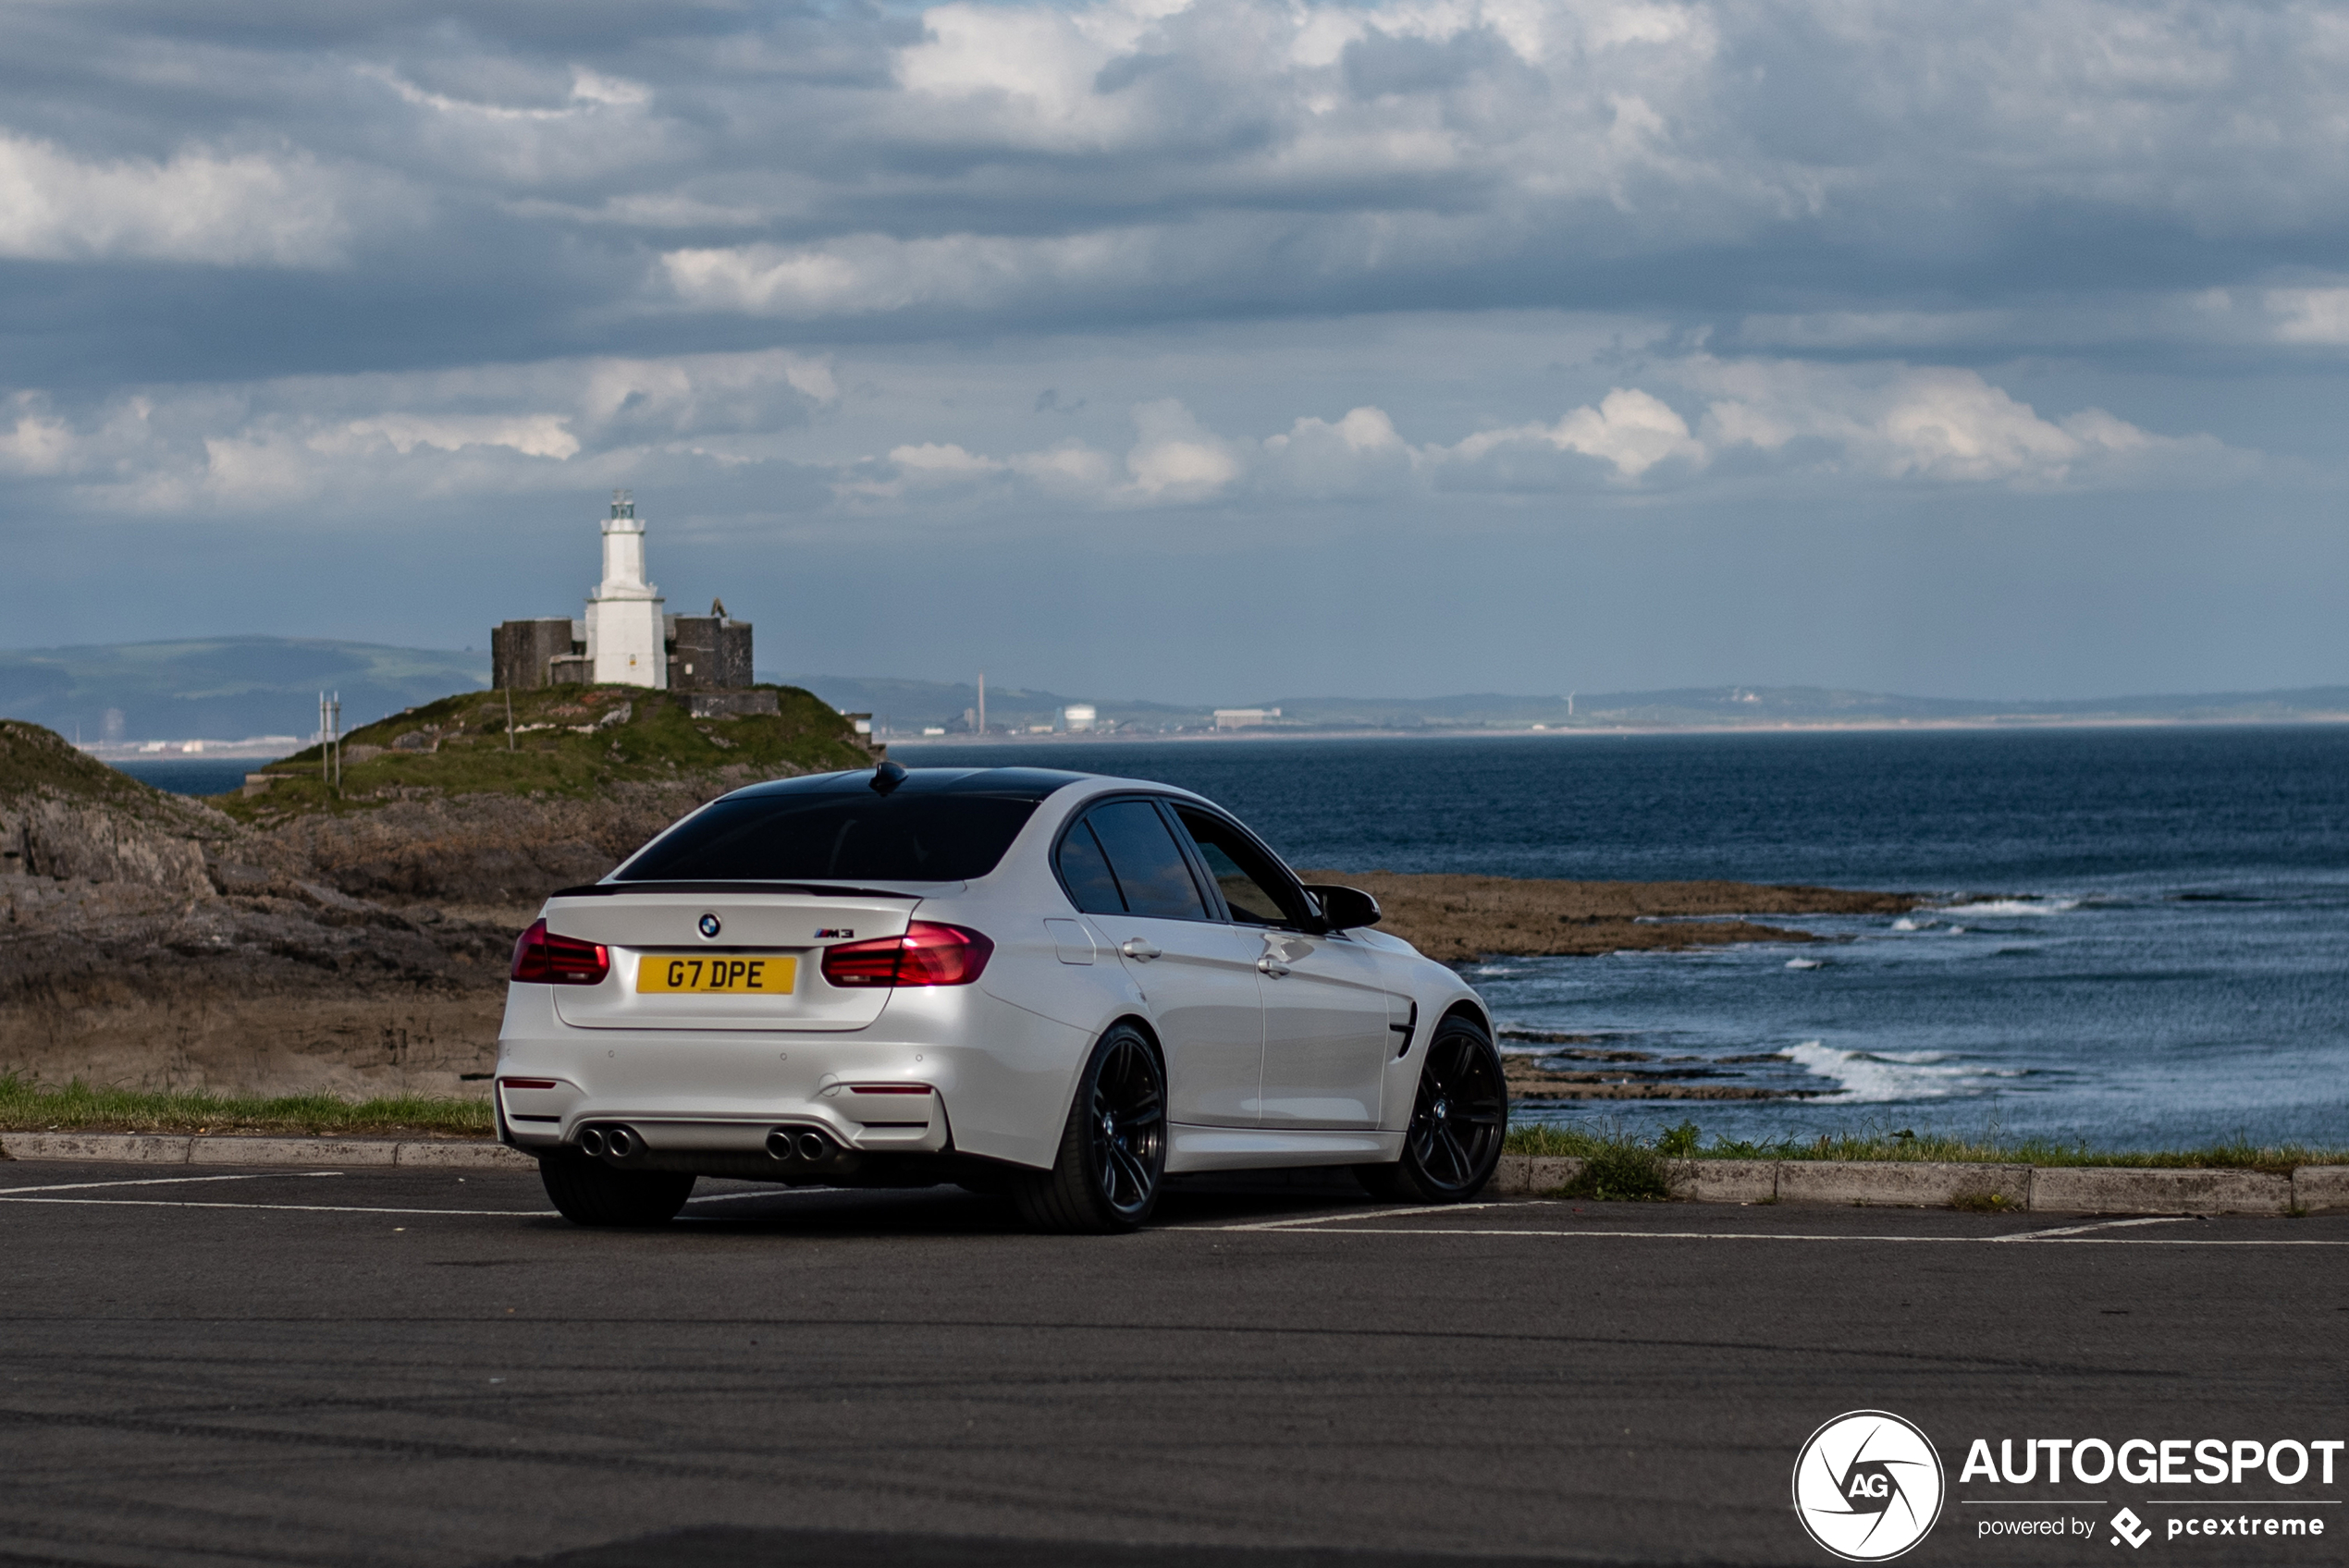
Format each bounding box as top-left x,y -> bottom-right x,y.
1081,801 -> 1209,921
1055,820 -> 1125,915
1172,807 -> 1307,928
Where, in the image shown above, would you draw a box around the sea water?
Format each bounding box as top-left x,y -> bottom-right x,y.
916,728 -> 2349,1150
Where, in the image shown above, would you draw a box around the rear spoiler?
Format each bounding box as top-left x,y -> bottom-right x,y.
548,880 -> 929,900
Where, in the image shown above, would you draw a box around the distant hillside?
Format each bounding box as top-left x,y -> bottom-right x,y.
0,637 -> 490,744
1270,686 -> 2349,729
781,674 -> 2349,736
12,642 -> 2343,745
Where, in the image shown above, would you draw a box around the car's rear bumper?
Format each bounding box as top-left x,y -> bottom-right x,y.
495,979 -> 1091,1173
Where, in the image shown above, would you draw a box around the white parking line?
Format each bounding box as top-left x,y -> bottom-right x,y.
1190,1202 -> 1512,1232
0,1197 -> 555,1217
1223,1225 -> 2349,1246
0,1172 -> 344,1197
1994,1216 -> 2200,1241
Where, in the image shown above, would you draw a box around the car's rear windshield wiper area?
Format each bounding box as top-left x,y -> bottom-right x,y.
618,794 -> 1041,883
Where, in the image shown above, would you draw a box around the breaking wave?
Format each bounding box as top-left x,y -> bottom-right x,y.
1784,1040 -> 2022,1102
1937,897 -> 2080,917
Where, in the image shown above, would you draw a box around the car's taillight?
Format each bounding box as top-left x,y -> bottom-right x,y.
819,922 -> 993,987
510,919 -> 610,986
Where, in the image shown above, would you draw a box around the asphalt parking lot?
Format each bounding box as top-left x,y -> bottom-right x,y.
2,1163 -> 2343,1568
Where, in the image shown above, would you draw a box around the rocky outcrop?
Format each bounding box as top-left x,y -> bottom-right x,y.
0,720 -> 231,897
240,775 -> 766,904
0,719 -> 533,1095
0,869 -> 522,1096
3,796 -> 215,896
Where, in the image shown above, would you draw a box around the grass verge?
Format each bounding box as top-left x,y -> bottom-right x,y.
0,1077 -> 493,1139
1505,1119 -> 2347,1177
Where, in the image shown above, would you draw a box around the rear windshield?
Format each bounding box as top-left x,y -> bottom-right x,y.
618,793 -> 1040,883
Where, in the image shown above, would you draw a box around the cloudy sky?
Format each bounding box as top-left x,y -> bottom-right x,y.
3,0 -> 2344,702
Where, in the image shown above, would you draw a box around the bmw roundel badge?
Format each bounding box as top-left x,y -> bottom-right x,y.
696,913 -> 722,939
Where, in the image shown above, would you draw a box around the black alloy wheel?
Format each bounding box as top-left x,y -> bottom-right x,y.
1015,1023 -> 1167,1233
538,1151 -> 696,1227
1357,1016 -> 1505,1202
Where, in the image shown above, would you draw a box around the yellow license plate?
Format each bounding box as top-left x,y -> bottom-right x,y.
638,954 -> 797,995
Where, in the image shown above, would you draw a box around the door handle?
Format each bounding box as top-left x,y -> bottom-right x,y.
1120,937 -> 1161,961
1256,955 -> 1290,977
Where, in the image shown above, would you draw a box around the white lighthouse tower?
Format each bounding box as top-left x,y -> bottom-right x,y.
584,489 -> 668,688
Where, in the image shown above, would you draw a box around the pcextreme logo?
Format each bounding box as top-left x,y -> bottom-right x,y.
1793,1410 -> 1948,1562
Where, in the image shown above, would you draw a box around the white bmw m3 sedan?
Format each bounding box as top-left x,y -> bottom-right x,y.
496,762 -> 1505,1231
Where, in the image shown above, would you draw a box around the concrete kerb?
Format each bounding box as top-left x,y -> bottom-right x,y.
0,1132 -> 535,1171
2030,1164 -> 2294,1217
0,1138 -> 2340,1210
1777,1160 -> 2031,1210
2293,1164 -> 2349,1213
1492,1154 -> 2341,1215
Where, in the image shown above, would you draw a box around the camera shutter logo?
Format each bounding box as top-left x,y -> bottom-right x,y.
1792,1410 -> 1946,1562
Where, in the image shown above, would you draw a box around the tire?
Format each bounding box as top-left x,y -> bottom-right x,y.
1013,1023 -> 1167,1233
1355,1014 -> 1506,1203
538,1151 -> 696,1227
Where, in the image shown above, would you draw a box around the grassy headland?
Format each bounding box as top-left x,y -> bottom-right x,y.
219,681 -> 874,822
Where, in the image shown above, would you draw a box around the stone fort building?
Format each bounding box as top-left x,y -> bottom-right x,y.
491,492 -> 756,702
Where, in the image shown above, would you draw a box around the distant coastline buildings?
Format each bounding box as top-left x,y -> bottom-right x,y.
490,491 -> 756,702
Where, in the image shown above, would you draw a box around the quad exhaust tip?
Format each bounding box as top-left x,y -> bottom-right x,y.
767,1128 -> 837,1162
576,1123 -> 638,1160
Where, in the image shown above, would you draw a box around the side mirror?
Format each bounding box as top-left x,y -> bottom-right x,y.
1302,883 -> 1382,931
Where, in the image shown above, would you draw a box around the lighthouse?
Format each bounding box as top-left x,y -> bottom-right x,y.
583,490 -> 668,689
489,492 -> 757,694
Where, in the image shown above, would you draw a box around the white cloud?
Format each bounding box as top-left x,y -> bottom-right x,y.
1259,406 -> 1418,495
0,347 -> 842,517
1683,358 -> 2224,486
661,230 -> 1156,318
0,131 -> 346,266
329,414 -> 582,461
1125,398 -> 1241,496
1447,388 -> 1704,480
357,62 -> 669,184
2265,288 -> 2349,345
894,0 -> 1201,148
888,441 -> 1003,478
0,398 -> 76,476
841,357 -> 2246,511
851,398 -> 1248,506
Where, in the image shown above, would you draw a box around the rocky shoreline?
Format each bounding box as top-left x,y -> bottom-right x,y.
1497,1037 -> 1824,1103
1315,870 -> 1916,965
